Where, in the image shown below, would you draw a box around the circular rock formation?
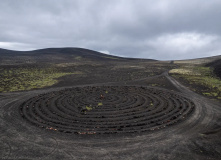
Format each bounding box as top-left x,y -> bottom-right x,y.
19,86 -> 195,134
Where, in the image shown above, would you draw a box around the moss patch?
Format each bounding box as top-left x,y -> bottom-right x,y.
86,106 -> 93,111
170,65 -> 221,99
0,66 -> 79,92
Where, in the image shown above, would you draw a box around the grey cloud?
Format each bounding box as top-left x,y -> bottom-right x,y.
0,0 -> 221,60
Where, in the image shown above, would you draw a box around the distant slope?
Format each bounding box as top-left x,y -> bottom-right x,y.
174,55 -> 221,64
0,47 -> 155,65
173,54 -> 221,78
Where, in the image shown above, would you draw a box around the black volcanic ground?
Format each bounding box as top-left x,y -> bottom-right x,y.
0,48 -> 221,160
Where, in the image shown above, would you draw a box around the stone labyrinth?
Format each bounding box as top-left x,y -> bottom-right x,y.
20,86 -> 195,134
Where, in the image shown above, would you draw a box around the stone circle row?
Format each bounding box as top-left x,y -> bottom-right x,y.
20,86 -> 195,134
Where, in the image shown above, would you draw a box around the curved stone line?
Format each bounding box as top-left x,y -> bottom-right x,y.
19,86 -> 195,134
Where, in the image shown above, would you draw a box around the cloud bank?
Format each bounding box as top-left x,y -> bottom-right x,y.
0,0 -> 221,60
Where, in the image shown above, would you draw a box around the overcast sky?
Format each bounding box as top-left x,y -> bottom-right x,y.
0,0 -> 221,60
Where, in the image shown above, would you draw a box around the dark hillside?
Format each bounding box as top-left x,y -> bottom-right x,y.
206,59 -> 221,79
0,47 -> 156,65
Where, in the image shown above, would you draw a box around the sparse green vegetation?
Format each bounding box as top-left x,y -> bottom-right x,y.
101,56 -> 119,60
83,102 -> 103,112
86,106 -> 92,111
0,66 -> 80,92
75,56 -> 82,60
170,65 -> 221,99
150,83 -> 159,87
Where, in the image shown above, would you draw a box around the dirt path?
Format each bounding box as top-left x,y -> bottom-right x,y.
0,73 -> 221,160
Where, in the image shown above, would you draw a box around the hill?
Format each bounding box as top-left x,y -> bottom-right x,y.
0,47 -> 166,93
0,47 -> 155,65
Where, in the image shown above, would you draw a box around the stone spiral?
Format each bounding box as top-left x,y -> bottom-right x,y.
19,86 -> 195,134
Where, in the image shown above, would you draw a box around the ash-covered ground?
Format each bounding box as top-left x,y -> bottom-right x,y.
0,48 -> 221,160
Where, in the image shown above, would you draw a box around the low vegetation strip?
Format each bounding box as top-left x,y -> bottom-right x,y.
0,66 -> 79,92
169,65 -> 221,99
